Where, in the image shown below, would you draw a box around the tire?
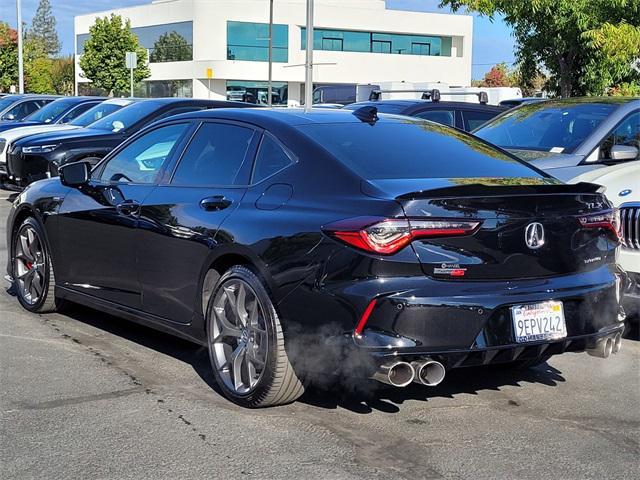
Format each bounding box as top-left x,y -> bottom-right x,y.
206,265 -> 304,407
12,217 -> 61,313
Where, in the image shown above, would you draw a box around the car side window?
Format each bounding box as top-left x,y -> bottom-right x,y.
99,123 -> 189,184
2,100 -> 39,120
413,109 -> 455,127
252,134 -> 294,183
461,109 -> 498,131
171,122 -> 255,186
599,111 -> 640,161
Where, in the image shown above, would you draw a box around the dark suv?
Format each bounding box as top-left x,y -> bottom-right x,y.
344,90 -> 506,131
6,98 -> 254,187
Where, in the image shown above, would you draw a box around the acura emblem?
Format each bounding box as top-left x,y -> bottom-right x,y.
525,222 -> 545,249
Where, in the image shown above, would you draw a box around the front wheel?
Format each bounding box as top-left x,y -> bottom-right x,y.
12,217 -> 60,313
206,266 -> 304,408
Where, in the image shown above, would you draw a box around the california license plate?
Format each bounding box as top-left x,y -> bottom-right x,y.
511,301 -> 567,343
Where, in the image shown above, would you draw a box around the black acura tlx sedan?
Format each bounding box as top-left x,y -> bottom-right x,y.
6,107 -> 626,407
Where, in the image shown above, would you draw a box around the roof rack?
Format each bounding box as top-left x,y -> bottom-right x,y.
368,88 -> 489,104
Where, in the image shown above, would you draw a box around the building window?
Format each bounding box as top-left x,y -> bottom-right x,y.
76,21 -> 193,62
226,80 -> 288,105
371,40 -> 392,54
136,80 -> 193,98
227,21 -> 288,62
301,28 -> 451,57
411,42 -> 431,55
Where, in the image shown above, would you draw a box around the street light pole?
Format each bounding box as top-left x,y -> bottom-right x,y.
304,0 -> 314,112
16,0 -> 24,93
267,0 -> 273,107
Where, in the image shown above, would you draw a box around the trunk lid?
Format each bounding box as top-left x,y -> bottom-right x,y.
362,177 -> 617,280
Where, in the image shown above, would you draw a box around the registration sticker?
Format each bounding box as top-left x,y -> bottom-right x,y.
511,301 -> 567,343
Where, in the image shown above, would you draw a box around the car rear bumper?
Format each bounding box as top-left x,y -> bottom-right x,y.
297,264 -> 626,371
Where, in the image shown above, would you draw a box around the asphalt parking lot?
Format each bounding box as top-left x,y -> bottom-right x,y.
0,188 -> 639,480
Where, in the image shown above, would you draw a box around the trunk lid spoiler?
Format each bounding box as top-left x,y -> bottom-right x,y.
361,177 -> 604,201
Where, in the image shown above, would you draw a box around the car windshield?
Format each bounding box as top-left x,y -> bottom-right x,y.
70,102 -> 128,127
88,101 -> 160,132
297,119 -> 542,180
474,102 -> 617,154
24,99 -> 74,123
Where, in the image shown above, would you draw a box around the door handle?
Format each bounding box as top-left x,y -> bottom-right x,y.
116,199 -> 141,216
200,195 -> 233,211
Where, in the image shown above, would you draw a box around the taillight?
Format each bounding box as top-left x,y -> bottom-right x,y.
323,216 -> 481,255
579,210 -> 620,240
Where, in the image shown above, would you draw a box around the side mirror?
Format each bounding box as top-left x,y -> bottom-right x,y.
610,144 -> 638,161
4,113 -> 15,121
59,161 -> 91,187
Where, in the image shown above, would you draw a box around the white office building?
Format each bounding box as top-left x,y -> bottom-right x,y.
74,0 -> 473,104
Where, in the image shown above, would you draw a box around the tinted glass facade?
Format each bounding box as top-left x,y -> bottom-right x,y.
77,21 -> 193,62
227,21 -> 288,62
301,28 -> 452,56
226,80 -> 288,105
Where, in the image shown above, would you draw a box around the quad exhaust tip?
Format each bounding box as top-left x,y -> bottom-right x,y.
371,361 -> 415,387
411,359 -> 446,387
372,358 -> 446,388
587,333 -> 622,358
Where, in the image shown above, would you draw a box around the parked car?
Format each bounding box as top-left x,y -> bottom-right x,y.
0,99 -> 136,183
474,97 -> 639,181
498,97 -> 547,108
344,97 -> 506,131
0,96 -> 104,134
6,107 -> 625,408
571,162 -> 639,321
0,94 -> 58,122
5,98 -> 254,187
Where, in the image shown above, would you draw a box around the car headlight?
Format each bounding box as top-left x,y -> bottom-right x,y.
22,144 -> 59,154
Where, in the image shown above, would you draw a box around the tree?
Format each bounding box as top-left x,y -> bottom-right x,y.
0,22 -> 18,92
440,0 -> 640,97
479,63 -> 511,87
23,36 -> 54,93
79,14 -> 151,96
583,22 -> 640,95
27,0 -> 60,57
51,56 -> 74,95
149,31 -> 192,62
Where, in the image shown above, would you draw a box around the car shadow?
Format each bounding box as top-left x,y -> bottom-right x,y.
28,301 -> 571,414
298,363 -> 565,414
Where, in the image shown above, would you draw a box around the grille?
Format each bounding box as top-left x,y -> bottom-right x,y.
620,203 -> 640,250
0,139 -> 5,155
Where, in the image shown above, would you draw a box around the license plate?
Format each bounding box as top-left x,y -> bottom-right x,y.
511,301 -> 566,343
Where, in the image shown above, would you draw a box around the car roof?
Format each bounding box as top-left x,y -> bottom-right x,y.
1,94 -> 60,100
48,96 -> 106,104
167,107 -> 439,127
345,99 -> 505,110
536,97 -> 639,106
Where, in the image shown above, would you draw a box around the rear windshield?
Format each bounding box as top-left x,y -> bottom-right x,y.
297,119 -> 542,180
475,102 -> 617,154
89,101 -> 160,132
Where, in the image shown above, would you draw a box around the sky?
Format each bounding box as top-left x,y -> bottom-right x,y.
0,0 -> 516,80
